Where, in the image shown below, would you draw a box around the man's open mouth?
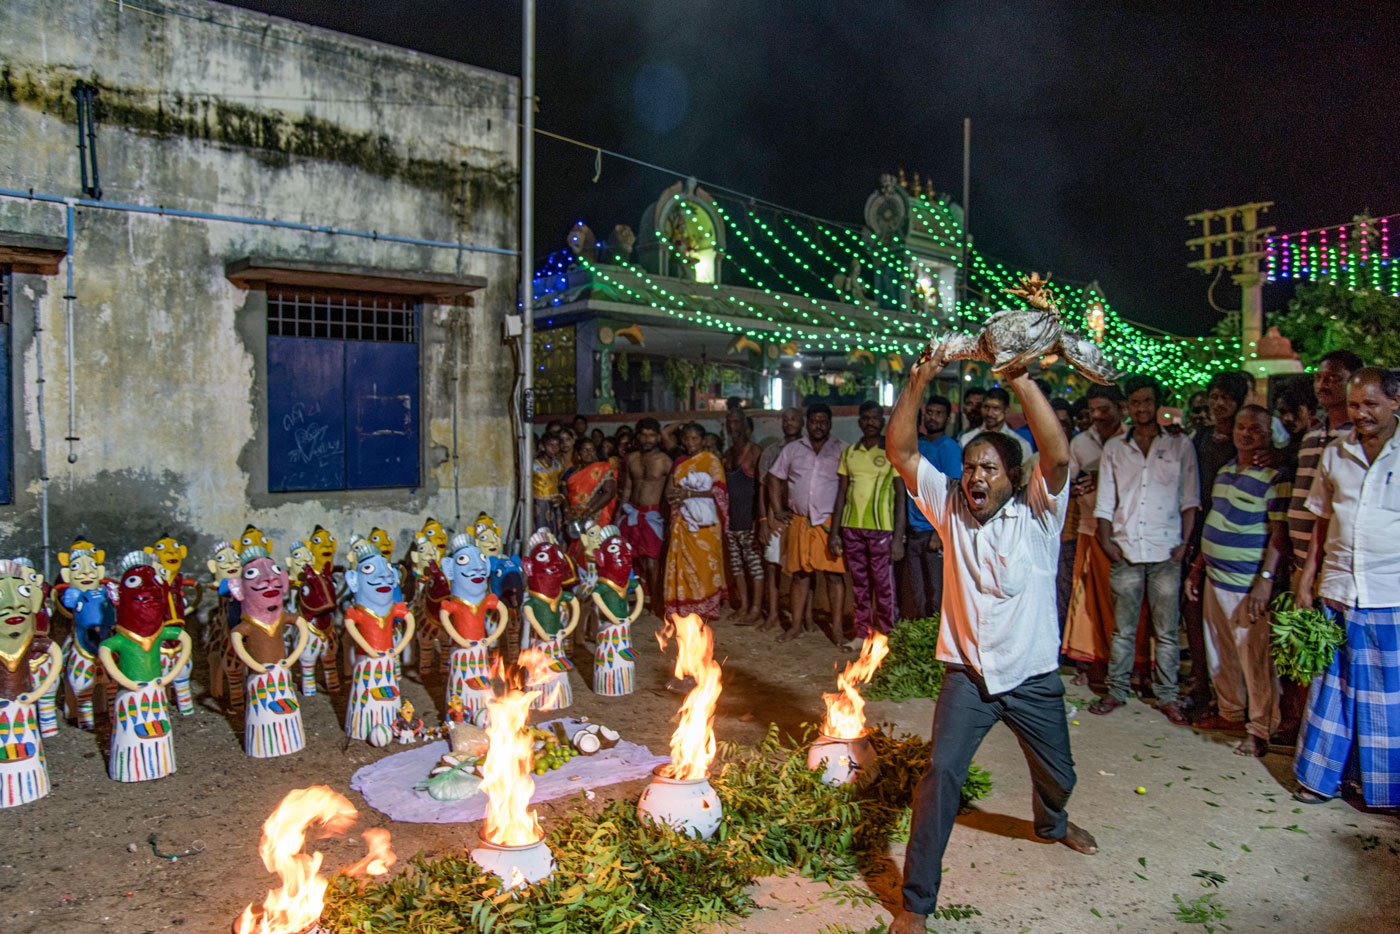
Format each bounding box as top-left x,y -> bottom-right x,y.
968,489 -> 989,508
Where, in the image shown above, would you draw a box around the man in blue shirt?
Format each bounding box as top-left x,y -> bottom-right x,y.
899,394 -> 961,619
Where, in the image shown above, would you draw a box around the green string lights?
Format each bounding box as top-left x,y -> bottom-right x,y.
543,186 -> 1241,387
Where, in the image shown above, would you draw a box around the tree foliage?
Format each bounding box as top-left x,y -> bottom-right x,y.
1272,282 -> 1400,369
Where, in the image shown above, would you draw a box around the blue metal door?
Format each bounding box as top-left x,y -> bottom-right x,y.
345,341 -> 419,489
267,336 -> 347,492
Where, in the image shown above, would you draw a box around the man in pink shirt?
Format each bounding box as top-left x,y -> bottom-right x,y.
766,403 -> 847,643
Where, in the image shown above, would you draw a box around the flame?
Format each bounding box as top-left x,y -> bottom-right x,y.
820,632 -> 890,740
234,786 -> 359,934
657,614 -> 723,781
480,648 -> 550,847
342,828 -> 396,879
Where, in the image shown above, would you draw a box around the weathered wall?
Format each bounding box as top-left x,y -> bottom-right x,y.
0,0 -> 519,569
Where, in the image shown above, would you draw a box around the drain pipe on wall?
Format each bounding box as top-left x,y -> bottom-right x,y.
517,0 -> 536,547
64,200 -> 78,467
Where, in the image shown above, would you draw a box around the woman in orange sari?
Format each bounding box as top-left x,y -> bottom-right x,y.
564,439 -> 618,529
663,423 -> 729,620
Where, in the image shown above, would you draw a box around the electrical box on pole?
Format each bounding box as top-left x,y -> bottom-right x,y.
1185,202 -> 1274,366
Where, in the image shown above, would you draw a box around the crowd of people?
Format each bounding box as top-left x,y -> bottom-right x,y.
533,347 -> 1398,813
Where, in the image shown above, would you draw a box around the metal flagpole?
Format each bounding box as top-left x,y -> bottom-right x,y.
518,0 -> 536,543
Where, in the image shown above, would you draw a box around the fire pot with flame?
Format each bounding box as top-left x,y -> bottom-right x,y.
469,648 -> 556,888
638,614 -> 724,839
808,633 -> 889,788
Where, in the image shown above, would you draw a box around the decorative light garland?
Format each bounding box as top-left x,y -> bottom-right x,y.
535,186 -> 1242,386
1265,212 -> 1399,297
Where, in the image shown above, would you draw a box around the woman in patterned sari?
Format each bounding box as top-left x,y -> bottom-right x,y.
663,423 -> 729,621
564,439 -> 618,529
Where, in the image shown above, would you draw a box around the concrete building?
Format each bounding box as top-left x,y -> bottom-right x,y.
0,0 -> 520,573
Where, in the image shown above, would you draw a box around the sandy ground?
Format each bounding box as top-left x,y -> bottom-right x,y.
1,611 -> 1397,934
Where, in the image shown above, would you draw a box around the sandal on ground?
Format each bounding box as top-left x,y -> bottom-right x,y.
1233,735 -> 1267,757
1292,787 -> 1331,804
1088,696 -> 1125,715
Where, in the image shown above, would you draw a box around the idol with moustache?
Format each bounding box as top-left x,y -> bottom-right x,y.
886,340 -> 1097,934
229,548 -> 309,758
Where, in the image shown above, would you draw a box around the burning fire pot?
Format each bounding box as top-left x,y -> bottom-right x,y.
469,836 -> 557,890
809,632 -> 890,787
469,648 -> 556,888
807,730 -> 878,788
637,764 -> 723,839
639,614 -> 724,840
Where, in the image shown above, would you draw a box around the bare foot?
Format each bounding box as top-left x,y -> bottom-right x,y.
756,615 -> 778,632
775,627 -> 805,643
1058,821 -> 1098,855
889,910 -> 928,934
1070,669 -> 1089,686
1233,735 -> 1266,757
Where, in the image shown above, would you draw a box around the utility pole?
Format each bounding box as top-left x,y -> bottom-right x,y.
517,0 -> 535,543
1185,202 -> 1274,366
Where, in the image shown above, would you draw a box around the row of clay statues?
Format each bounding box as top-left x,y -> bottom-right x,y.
0,514 -> 644,808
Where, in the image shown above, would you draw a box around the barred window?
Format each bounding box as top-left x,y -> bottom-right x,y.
265,286 -> 420,493
267,288 -> 417,343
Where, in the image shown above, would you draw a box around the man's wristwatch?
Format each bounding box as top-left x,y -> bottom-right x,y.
1259,569 -> 1274,581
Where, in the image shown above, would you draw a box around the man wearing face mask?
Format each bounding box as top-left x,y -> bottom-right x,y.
886,341 -> 1095,934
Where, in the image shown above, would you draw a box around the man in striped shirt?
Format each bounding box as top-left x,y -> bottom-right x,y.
1185,405 -> 1291,757
1286,350 -> 1364,582
1279,350 -> 1363,740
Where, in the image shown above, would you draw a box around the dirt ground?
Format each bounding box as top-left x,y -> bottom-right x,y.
2,611 -> 1397,934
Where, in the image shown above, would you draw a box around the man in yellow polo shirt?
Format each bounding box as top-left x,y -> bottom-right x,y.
832,400 -> 906,650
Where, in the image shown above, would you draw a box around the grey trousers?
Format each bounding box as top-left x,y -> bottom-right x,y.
1107,558 -> 1181,703
902,667 -> 1076,914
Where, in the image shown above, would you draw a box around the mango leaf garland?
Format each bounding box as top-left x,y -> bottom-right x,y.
864,616 -> 946,701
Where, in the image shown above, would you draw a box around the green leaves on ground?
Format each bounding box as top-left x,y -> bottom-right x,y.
1270,594 -> 1345,685
322,723 -> 988,933
1172,892 -> 1232,930
865,616 -> 946,701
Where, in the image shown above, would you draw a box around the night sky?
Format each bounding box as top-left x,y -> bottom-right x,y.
226,0 -> 1400,336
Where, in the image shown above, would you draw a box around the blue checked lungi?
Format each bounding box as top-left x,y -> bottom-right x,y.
1294,603 -> 1400,807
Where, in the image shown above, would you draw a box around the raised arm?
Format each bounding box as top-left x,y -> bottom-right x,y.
887,344 -> 944,490
1010,374 -> 1068,493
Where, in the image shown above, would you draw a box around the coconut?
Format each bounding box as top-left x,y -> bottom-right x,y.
573,730 -> 602,755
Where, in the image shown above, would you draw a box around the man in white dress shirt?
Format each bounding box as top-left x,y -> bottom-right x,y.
957,386 -> 1033,462
887,342 -> 1097,934
1088,374 -> 1199,724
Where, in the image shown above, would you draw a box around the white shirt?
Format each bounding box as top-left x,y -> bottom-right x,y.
1306,418 -> 1400,608
912,456 -> 1068,695
1094,428 -> 1200,564
958,423 -> 1033,463
1067,424 -> 1122,537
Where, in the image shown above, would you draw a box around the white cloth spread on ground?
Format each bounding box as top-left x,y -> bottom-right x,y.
350,717 -> 668,823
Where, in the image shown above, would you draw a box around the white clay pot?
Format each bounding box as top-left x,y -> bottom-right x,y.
469,836 -> 556,889
637,765 -> 723,839
807,731 -> 878,788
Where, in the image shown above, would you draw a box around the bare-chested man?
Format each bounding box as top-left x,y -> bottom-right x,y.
619,417 -> 673,608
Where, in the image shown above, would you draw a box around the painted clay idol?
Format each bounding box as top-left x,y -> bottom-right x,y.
228,548 -> 309,758
56,543 -> 113,731
12,560 -> 60,737
307,525 -> 339,575
474,512 -> 523,609
439,533 -> 507,718
99,552 -> 192,783
342,539 -> 414,742
419,517 -> 448,557
0,561 -> 62,808
521,530 -> 581,711
205,540 -> 246,714
146,536 -> 195,717
147,534 -> 204,619
590,528 -> 644,696
368,527 -> 395,559
293,558 -> 341,695
238,524 -> 273,555
404,533 -> 450,677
